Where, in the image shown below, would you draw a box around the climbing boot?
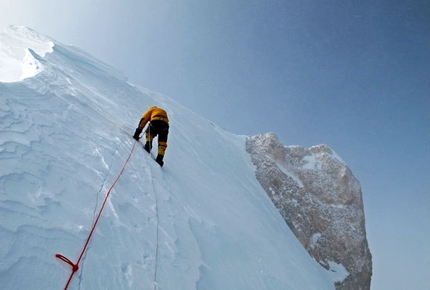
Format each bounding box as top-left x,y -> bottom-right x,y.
155,154 -> 164,167
144,141 -> 152,153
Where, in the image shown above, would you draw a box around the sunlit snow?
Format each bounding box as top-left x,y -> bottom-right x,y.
0,26 -> 53,82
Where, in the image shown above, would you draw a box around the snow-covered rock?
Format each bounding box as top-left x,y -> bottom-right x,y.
246,132 -> 372,290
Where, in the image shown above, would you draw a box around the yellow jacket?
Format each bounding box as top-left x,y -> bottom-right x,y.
138,106 -> 169,130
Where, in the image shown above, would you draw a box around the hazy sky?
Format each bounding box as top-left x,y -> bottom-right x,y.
1,1 -> 429,288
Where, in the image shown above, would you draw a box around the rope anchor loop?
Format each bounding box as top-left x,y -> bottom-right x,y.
56,254 -> 79,272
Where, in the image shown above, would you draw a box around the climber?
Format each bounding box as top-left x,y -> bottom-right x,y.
133,106 -> 169,167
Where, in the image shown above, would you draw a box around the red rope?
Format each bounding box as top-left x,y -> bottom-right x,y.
56,140 -> 137,289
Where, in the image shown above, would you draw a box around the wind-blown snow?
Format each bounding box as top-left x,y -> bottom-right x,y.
0,26 -> 53,82
0,26 -> 335,289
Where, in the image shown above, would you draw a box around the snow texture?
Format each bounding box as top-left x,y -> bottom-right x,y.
0,26 -> 336,289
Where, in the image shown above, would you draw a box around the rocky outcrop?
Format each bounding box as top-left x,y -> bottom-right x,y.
246,133 -> 372,290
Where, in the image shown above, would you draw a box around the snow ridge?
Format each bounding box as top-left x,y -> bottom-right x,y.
1,27 -> 336,289
0,26 -> 53,82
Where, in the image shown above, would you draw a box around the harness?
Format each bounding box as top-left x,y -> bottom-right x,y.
149,119 -> 169,133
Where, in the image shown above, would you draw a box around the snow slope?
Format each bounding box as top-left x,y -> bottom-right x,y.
0,26 -> 335,289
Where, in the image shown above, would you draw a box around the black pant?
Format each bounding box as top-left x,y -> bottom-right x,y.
146,120 -> 169,142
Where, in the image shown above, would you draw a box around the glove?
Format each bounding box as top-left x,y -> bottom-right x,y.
133,128 -> 142,140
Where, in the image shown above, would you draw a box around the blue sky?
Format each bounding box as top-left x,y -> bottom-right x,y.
1,1 -> 429,288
